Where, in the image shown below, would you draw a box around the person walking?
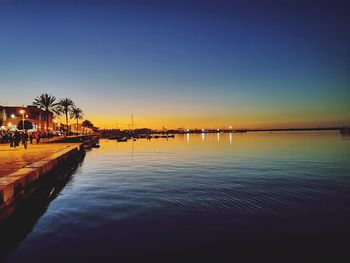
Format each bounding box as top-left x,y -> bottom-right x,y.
29,132 -> 33,144
21,131 -> 28,149
14,131 -> 21,148
35,132 -> 41,144
9,133 -> 14,147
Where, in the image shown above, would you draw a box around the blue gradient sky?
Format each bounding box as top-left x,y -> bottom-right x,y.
0,0 -> 349,129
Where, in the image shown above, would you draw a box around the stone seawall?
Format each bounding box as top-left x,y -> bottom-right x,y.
0,144 -> 84,221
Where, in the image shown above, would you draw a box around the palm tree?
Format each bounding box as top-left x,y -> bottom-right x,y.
33,93 -> 60,131
57,98 -> 75,132
82,119 -> 93,133
82,120 -> 93,128
70,107 -> 84,133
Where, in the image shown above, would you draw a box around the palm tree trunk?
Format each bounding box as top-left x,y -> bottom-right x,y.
46,110 -> 49,132
77,118 -> 79,133
65,112 -> 68,132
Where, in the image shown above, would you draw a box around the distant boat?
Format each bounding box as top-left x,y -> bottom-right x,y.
233,130 -> 247,133
109,136 -> 124,140
160,134 -> 175,138
340,128 -> 350,135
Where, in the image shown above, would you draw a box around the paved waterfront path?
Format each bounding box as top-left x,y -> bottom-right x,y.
0,143 -> 81,178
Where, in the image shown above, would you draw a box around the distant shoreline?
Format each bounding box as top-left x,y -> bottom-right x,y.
99,126 -> 350,135
158,127 -> 349,134
231,127 -> 348,133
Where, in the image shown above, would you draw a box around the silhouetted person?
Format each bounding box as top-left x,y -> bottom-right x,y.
21,131 -> 28,149
14,131 -> 21,148
29,133 -> 33,144
35,132 -> 41,144
9,133 -> 14,147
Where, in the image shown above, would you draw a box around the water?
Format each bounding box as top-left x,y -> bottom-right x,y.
2,132 -> 350,262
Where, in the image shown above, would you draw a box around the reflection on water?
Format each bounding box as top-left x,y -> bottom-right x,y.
0,162 -> 81,262
3,132 -> 350,262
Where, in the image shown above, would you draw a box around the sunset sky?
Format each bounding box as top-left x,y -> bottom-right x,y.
0,0 -> 349,129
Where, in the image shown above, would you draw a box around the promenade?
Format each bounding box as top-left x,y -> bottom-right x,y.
0,142 -> 81,178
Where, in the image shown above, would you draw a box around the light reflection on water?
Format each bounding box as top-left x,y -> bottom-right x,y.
5,132 -> 350,262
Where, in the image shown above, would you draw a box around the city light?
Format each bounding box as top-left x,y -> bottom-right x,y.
19,109 -> 25,131
11,114 -> 15,118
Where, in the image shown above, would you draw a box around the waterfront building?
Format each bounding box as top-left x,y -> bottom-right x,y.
0,105 -> 54,131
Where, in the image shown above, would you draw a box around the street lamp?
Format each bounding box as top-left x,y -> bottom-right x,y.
19,109 -> 25,131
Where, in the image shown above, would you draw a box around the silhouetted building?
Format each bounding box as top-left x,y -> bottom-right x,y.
0,105 -> 54,131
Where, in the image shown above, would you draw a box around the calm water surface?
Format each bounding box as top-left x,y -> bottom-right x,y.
4,132 -> 350,262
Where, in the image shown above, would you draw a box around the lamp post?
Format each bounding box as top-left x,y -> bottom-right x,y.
19,109 -> 25,131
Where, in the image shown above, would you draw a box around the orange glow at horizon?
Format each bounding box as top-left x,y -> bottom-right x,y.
84,112 -> 350,130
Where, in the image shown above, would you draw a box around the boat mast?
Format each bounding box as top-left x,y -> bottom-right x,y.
131,113 -> 134,130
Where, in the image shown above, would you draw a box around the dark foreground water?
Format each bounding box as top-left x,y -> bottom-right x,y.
2,132 -> 350,262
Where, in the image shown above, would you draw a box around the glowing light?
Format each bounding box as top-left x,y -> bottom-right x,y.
11,114 -> 15,118
19,109 -> 25,115
8,122 -> 12,127
229,126 -> 232,129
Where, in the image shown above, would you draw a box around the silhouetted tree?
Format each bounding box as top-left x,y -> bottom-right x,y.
33,93 -> 60,131
70,107 -> 84,133
57,98 -> 75,132
17,120 -> 33,130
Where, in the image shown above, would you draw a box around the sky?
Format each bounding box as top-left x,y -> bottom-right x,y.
0,0 -> 349,129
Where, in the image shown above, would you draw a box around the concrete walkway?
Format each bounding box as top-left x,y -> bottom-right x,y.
0,142 -> 81,178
